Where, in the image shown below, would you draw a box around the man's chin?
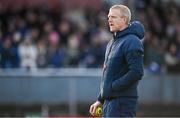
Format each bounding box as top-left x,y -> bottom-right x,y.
110,29 -> 115,33
110,29 -> 114,32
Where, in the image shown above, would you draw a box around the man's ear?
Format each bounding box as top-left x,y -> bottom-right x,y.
123,17 -> 127,24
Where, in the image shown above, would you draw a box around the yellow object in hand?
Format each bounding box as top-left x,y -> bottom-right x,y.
95,106 -> 102,116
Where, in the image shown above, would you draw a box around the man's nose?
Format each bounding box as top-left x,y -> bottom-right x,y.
108,18 -> 112,23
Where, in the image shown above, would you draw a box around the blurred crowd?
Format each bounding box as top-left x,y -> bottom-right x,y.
136,0 -> 180,73
0,0 -> 180,73
0,3 -> 111,69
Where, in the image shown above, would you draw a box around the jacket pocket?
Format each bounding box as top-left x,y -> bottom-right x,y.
102,79 -> 113,99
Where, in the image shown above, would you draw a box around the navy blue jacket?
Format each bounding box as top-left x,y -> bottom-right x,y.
98,21 -> 145,103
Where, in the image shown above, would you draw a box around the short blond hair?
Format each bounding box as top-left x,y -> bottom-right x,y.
110,5 -> 131,24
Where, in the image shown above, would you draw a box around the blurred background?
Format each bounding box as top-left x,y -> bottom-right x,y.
0,0 -> 180,117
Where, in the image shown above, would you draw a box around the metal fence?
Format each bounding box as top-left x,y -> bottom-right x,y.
0,68 -> 180,116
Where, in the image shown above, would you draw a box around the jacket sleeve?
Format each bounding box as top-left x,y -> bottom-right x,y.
111,38 -> 144,91
97,93 -> 104,104
97,40 -> 113,104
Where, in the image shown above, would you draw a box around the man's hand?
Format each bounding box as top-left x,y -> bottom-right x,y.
89,101 -> 102,116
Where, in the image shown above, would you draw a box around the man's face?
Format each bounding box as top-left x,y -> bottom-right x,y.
108,8 -> 125,32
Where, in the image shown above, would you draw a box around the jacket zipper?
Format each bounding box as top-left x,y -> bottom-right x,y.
103,39 -> 115,75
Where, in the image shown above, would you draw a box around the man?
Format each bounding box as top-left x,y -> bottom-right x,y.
89,5 -> 145,117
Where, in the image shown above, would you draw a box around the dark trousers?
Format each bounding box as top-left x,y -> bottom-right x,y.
102,97 -> 137,117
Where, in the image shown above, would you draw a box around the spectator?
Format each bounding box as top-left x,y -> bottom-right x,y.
0,37 -> 19,68
64,33 -> 80,67
18,35 -> 38,70
46,31 -> 65,68
36,37 -> 48,68
165,43 -> 180,73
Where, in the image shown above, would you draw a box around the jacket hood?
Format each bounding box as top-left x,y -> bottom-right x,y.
115,21 -> 145,39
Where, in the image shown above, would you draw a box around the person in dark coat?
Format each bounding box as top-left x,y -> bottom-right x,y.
90,5 -> 145,117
